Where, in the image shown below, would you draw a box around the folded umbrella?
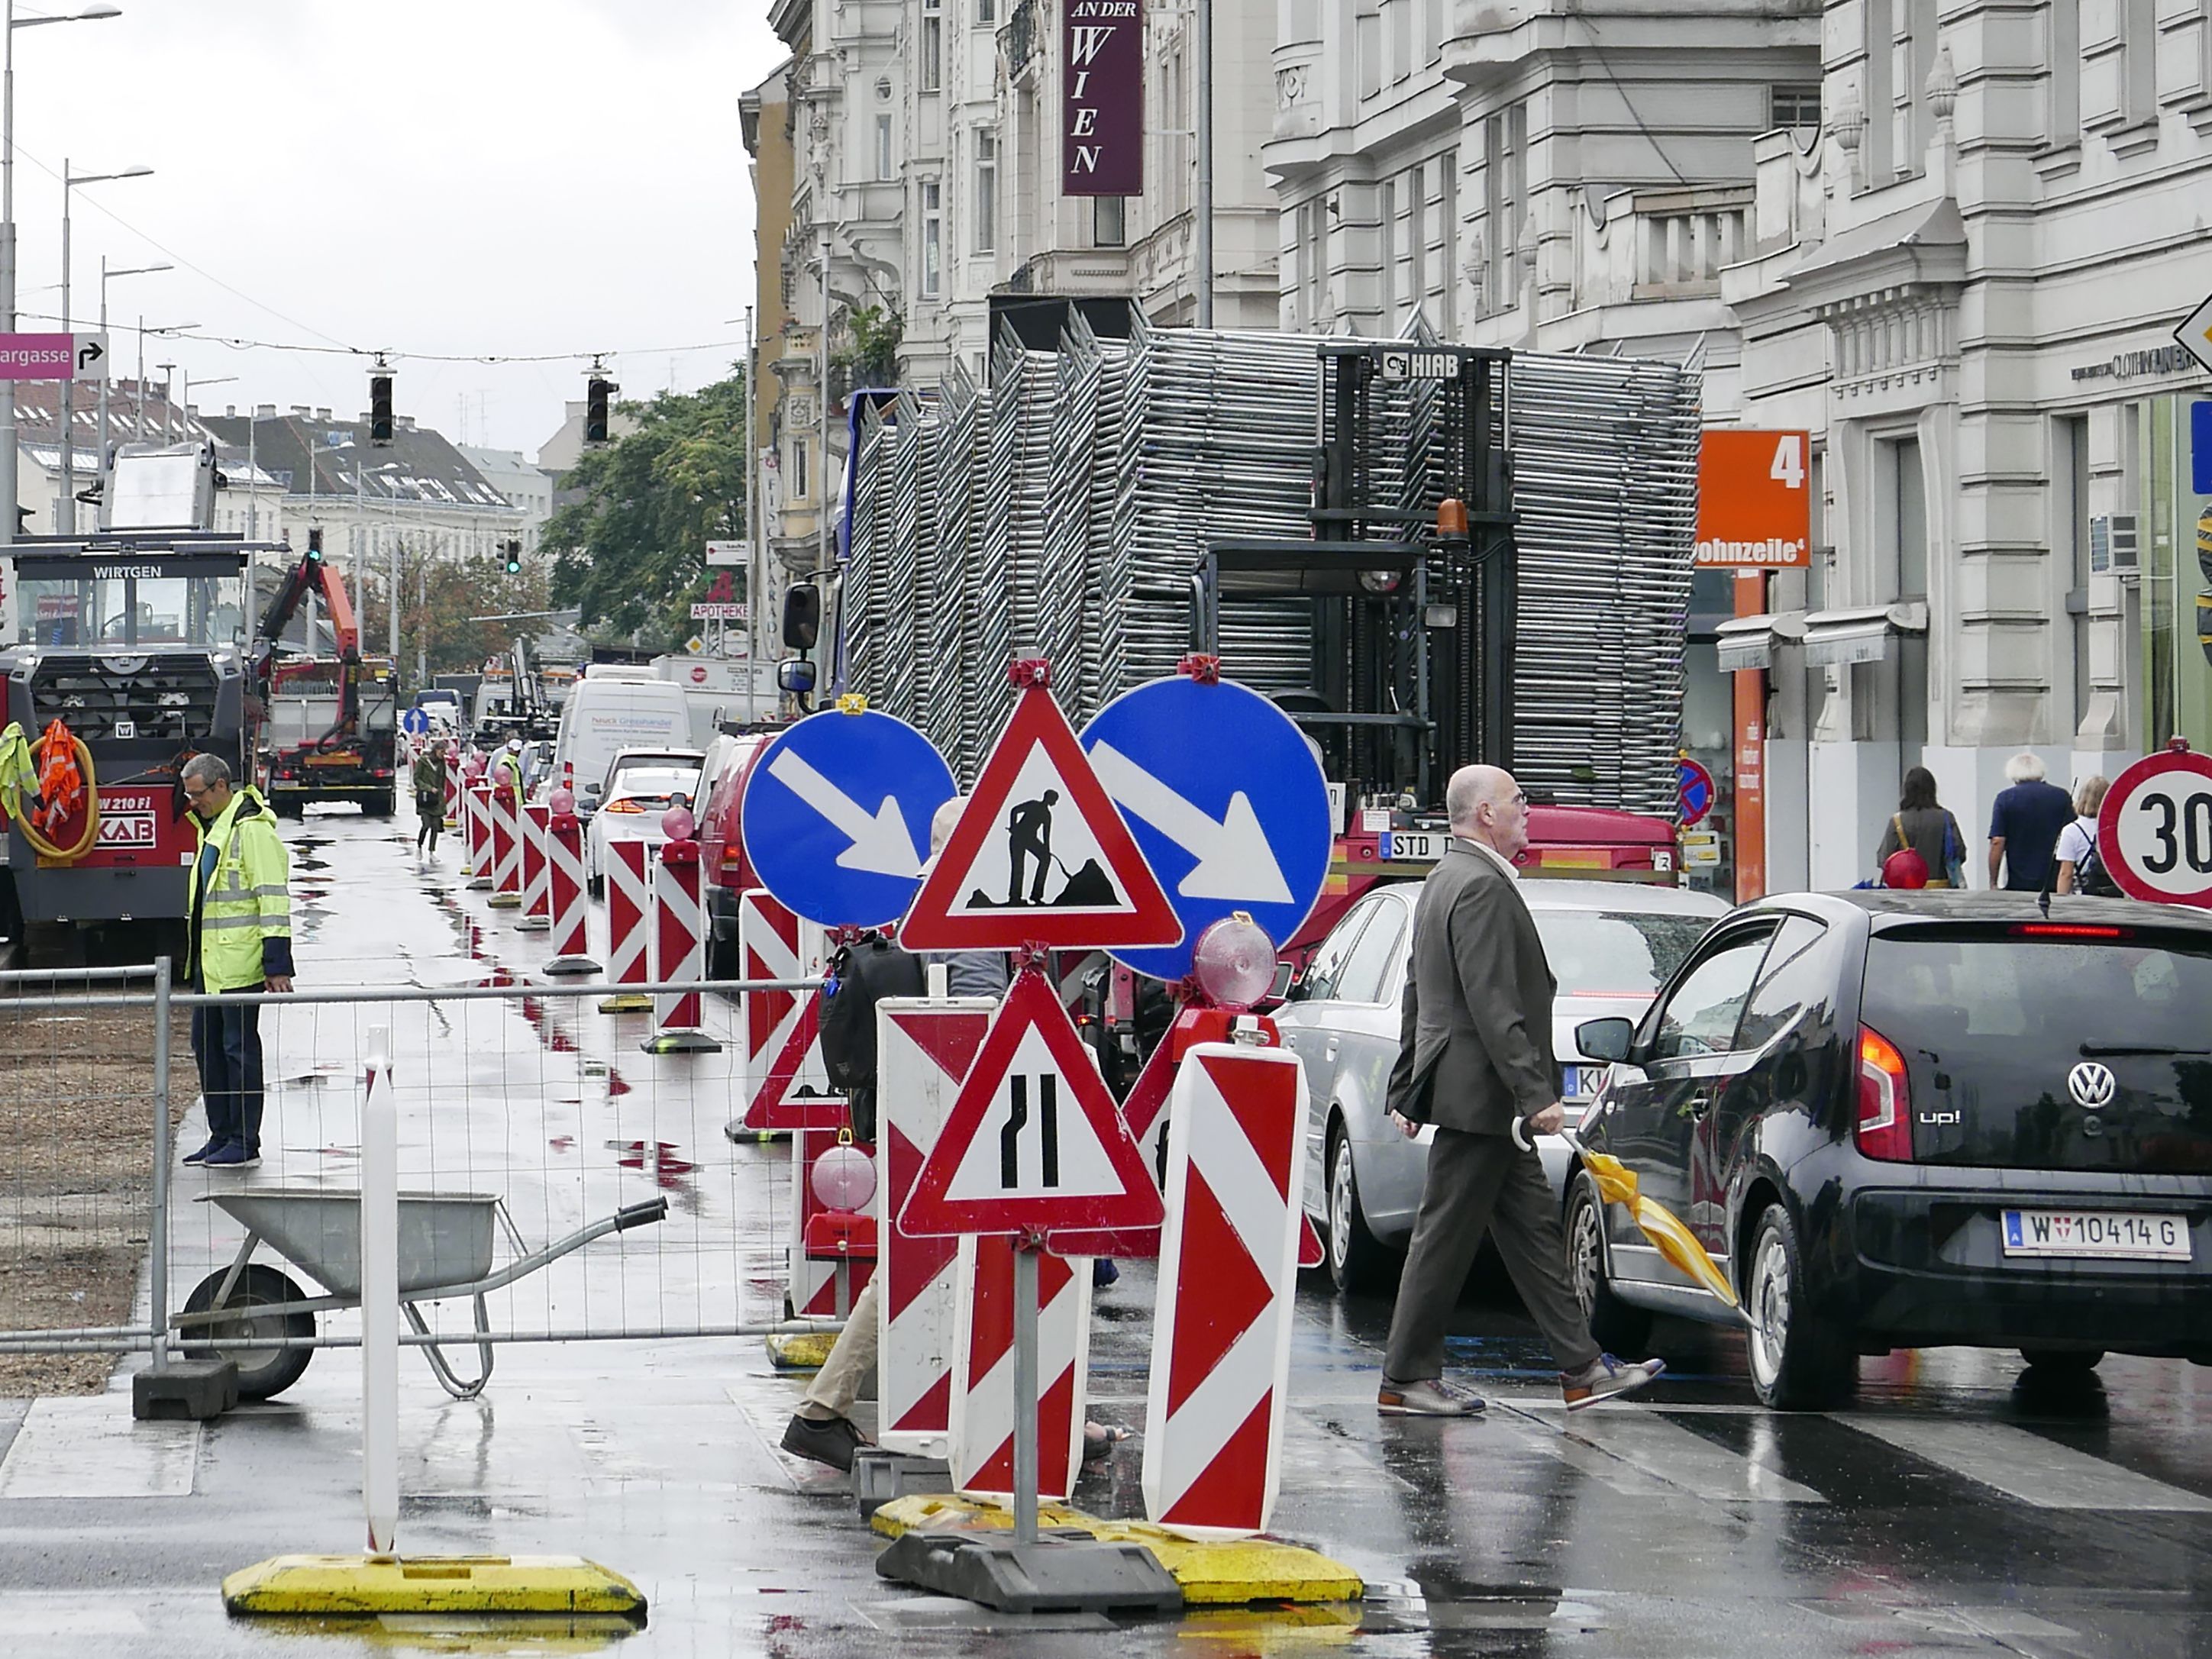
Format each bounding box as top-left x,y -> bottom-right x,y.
1523,1118 -> 1742,1314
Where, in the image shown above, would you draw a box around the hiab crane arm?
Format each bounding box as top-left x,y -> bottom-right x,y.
253,545 -> 362,747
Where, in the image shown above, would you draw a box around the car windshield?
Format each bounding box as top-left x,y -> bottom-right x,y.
1532,909 -> 1715,998
609,767 -> 699,804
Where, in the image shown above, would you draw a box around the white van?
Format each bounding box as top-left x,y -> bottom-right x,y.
549,671 -> 693,817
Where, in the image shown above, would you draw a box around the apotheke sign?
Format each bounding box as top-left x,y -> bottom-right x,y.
2070,345 -> 2197,383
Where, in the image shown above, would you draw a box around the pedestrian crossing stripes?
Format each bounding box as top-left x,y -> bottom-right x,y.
1392,1396 -> 2212,1512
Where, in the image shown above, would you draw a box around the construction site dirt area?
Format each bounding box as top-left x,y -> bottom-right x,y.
0,996 -> 193,1396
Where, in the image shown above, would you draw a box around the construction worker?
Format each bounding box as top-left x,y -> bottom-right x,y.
493,736 -> 526,812
178,753 -> 295,1171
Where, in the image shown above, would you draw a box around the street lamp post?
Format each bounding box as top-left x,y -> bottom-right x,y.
135,321 -> 195,439
58,158 -> 153,532
95,259 -> 167,526
0,1 -> 121,544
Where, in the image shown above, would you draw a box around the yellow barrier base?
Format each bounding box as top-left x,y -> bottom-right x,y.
487,893 -> 522,909
766,1331 -> 838,1370
222,1554 -> 647,1619
869,1494 -> 1363,1606
596,993 -> 653,1014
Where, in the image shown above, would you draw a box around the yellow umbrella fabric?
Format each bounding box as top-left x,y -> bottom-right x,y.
1565,1131 -> 1740,1312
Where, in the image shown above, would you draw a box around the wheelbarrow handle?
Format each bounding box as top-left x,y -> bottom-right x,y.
613,1196 -> 670,1232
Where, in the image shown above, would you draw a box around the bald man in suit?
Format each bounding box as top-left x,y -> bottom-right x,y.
1377,764 -> 1665,1417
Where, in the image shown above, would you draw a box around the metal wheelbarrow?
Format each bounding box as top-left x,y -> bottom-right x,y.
173,1189 -> 668,1401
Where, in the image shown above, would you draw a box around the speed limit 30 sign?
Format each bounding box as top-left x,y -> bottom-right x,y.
2098,747 -> 2212,908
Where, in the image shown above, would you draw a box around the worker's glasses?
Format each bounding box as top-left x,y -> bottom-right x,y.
182,781 -> 214,802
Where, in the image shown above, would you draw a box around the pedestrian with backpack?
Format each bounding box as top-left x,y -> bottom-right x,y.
1874,767 -> 1970,888
2054,776 -> 2124,896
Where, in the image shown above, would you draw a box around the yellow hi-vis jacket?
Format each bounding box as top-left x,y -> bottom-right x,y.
493,750 -> 525,809
187,787 -> 295,992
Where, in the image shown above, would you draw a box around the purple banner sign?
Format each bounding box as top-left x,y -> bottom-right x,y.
1063,0 -> 1142,197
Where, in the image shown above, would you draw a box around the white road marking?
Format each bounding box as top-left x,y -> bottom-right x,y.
1839,1415 -> 2212,1512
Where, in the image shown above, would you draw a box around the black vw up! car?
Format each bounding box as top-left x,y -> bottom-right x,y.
1569,892 -> 2212,1409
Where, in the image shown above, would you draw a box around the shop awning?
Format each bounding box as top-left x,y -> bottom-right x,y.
1801,601 -> 1929,667
1713,610 -> 1807,673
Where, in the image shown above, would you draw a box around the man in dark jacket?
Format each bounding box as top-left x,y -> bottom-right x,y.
1986,752 -> 2072,891
1380,764 -> 1664,1416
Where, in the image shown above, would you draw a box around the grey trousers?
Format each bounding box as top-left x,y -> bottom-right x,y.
1383,1125 -> 1602,1383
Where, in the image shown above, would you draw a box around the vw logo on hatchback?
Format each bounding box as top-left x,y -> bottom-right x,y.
2068,1061 -> 2117,1110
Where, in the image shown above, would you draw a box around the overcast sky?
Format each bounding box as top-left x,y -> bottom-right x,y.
8,0 -> 789,461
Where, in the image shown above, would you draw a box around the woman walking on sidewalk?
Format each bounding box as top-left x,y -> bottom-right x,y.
413,739 -> 447,856
1875,767 -> 1968,889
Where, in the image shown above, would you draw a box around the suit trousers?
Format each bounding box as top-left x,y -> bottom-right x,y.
1384,1126 -> 1601,1383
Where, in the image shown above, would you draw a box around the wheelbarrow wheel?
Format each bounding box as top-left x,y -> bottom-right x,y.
182,1264 -> 315,1399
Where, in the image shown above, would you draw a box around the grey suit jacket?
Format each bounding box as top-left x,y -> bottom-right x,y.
1387,838 -> 1558,1137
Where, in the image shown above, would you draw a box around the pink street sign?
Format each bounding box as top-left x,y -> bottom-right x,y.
0,334 -> 87,380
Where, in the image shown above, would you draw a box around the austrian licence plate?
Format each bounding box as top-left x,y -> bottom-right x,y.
2000,1209 -> 2191,1262
1379,830 -> 1444,863
1560,1064 -> 1607,1100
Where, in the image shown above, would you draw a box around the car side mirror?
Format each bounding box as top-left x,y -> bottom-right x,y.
1575,1016 -> 1637,1064
777,657 -> 817,696
1267,960 -> 1296,1002
782,583 -> 821,651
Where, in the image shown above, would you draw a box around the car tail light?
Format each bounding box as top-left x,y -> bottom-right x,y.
602,799 -> 645,814
1855,1024 -> 1913,1162
721,850 -> 746,871
2010,923 -> 2129,939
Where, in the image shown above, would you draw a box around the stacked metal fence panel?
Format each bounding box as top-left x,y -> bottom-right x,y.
841,324 -> 1697,812
1506,351 -> 1699,815
844,402 -> 889,707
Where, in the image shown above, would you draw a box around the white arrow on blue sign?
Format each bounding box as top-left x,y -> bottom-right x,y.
1079,675 -> 1334,982
741,708 -> 957,928
399,707 -> 430,737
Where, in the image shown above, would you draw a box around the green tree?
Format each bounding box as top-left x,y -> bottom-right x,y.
357,550 -> 551,682
544,371 -> 749,647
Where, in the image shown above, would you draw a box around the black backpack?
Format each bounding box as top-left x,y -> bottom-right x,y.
2075,834 -> 2126,899
816,934 -> 925,1141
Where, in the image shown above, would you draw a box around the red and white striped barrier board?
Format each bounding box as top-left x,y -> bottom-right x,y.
598,839 -> 654,1011
874,999 -> 995,1456
464,781 -> 493,889
737,889 -> 839,1129
790,1125 -> 876,1316
541,809 -> 600,974
643,836 -> 719,1053
1053,1015 -> 1326,1270
949,1234 -> 1090,1501
515,802 -> 551,931
487,788 -> 523,907
442,751 -> 460,828
1141,1042 -> 1309,1538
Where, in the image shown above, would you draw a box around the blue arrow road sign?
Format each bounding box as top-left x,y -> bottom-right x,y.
1079,675 -> 1334,982
399,707 -> 429,738
741,708 -> 957,928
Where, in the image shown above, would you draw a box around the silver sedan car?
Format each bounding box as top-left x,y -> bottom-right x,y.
1272,876 -> 1729,1293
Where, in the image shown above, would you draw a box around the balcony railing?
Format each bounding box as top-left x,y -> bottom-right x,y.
1577,186 -> 1753,306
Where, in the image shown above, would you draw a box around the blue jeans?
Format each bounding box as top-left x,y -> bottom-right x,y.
191,988 -> 265,1154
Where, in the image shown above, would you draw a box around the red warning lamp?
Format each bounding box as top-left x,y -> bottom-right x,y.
661,805 -> 697,843
1191,912 -> 1277,1011
1436,497 -> 1470,539
811,1143 -> 878,1213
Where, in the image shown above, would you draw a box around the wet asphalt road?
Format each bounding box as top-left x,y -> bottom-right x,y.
0,803 -> 2206,1657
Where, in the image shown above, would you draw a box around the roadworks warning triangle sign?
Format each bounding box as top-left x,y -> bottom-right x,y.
898,967 -> 1166,1241
899,682 -> 1182,951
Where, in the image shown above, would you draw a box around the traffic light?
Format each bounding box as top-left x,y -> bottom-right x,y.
585,378 -> 614,444
502,539 -> 522,575
369,373 -> 395,444
308,526 -> 324,556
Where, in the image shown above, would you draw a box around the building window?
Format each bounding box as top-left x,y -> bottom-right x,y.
1094,195 -> 1126,248
921,0 -> 942,92
1769,84 -> 1820,128
922,181 -> 942,296
1357,0 -> 1381,99
876,115 -> 894,180
792,437 -> 809,504
974,131 -> 997,253
2046,2 -> 2080,149
1888,434 -> 1929,754
2056,415 -> 2091,732
976,0 -> 994,21
1482,104 -> 1526,316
